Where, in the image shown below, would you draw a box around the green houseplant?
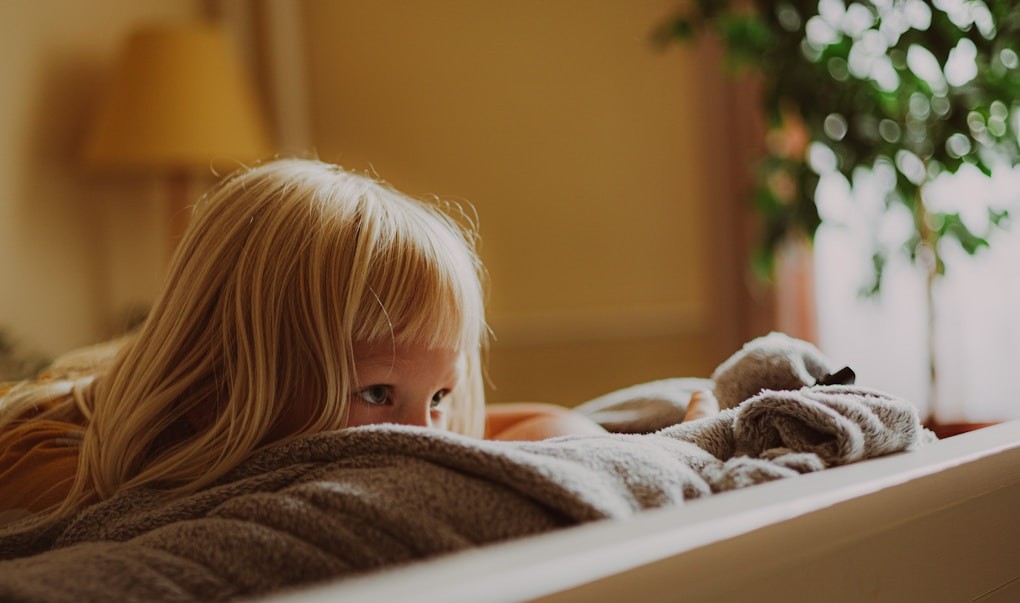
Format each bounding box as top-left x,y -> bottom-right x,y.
657,0 -> 1020,425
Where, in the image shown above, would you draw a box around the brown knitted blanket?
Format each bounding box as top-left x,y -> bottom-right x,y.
0,384 -> 927,602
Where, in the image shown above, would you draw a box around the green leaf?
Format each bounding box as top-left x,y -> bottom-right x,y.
938,213 -> 991,254
859,252 -> 886,297
651,17 -> 695,46
989,208 -> 1010,226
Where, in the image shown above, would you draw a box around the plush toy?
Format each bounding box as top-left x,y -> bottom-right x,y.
711,331 -> 856,410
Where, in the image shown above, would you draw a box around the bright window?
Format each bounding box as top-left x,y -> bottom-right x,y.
815,166 -> 1020,423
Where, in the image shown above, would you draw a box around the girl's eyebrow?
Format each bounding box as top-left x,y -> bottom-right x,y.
352,354 -> 407,377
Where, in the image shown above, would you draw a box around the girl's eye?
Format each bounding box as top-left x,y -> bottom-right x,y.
357,385 -> 391,405
431,390 -> 449,409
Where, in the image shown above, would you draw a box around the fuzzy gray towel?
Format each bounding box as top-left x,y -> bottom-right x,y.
576,332 -> 883,434
0,383 -> 927,603
572,377 -> 714,433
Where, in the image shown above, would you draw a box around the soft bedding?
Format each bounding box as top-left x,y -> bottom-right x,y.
0,333 -> 933,602
0,388 -> 926,601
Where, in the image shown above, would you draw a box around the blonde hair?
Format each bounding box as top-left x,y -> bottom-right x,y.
1,158 -> 488,526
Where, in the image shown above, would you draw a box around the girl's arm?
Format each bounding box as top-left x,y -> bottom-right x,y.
485,403 -> 607,441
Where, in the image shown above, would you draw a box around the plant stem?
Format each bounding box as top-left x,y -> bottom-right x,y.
916,186 -> 938,425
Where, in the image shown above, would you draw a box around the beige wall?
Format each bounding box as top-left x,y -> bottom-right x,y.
0,0 -> 204,360
300,0 -> 722,404
1,0 -> 759,405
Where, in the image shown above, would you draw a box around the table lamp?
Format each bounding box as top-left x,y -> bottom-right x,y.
84,22 -> 272,252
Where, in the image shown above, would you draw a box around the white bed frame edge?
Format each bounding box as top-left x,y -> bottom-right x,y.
270,420 -> 1020,603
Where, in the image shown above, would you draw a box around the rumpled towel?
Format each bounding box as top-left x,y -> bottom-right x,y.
575,332 -> 929,437
0,381 -> 928,602
570,377 -> 714,433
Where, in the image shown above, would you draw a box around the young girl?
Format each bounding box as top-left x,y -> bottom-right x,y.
0,159 -> 611,528
0,158 -> 714,529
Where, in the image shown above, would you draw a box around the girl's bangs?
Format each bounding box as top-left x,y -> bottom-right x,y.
351,201 -> 485,354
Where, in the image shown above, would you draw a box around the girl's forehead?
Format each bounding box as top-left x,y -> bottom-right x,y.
350,341 -> 467,384
352,340 -> 463,362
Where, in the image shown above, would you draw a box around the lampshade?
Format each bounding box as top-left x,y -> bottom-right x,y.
84,23 -> 272,170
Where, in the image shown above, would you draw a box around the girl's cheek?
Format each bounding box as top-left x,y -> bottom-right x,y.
344,400 -> 389,428
430,408 -> 450,431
